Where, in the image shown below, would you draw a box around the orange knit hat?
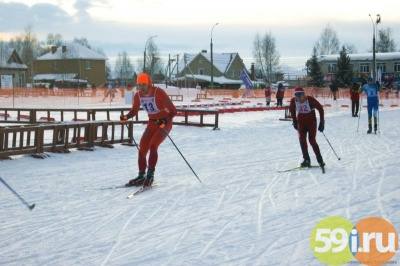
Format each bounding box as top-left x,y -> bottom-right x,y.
136,72 -> 152,86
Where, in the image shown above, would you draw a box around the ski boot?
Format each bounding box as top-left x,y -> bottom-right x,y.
367,119 -> 372,134
300,159 -> 311,168
317,155 -> 326,173
374,117 -> 378,134
143,169 -> 154,187
125,172 -> 145,187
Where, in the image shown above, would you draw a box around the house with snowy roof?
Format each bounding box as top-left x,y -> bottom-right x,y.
33,42 -> 107,87
318,52 -> 400,82
175,51 -> 247,88
0,47 -> 27,88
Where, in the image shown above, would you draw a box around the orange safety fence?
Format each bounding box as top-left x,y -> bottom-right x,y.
1,87 -> 399,100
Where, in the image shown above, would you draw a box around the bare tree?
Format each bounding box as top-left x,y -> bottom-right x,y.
342,43 -> 357,54
141,38 -> 163,76
252,32 -> 280,82
376,27 -> 397,53
314,24 -> 340,55
46,33 -> 63,46
114,51 -> 134,85
73,37 -> 92,49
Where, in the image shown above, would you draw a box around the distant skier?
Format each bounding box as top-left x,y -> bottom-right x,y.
276,83 -> 285,107
265,85 -> 272,106
120,72 -> 177,187
350,82 -> 360,117
362,77 -> 380,134
289,87 -> 325,168
329,81 -> 338,101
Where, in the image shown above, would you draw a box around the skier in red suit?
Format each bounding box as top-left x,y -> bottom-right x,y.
289,87 -> 325,168
120,72 -> 177,187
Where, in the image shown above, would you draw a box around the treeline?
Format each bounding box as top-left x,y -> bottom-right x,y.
252,24 -> 398,86
0,26 -> 165,82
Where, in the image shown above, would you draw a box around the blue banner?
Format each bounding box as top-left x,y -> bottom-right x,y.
240,69 -> 253,89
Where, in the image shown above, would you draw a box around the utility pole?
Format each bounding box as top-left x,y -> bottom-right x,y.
210,23 -> 219,89
369,14 -> 381,82
176,54 -> 180,88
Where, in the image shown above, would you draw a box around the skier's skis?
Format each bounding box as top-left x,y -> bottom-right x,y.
278,165 -> 320,173
127,184 -> 158,199
100,185 -> 129,190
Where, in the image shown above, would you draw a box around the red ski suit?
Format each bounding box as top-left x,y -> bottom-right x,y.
127,87 -> 177,172
289,96 -> 324,161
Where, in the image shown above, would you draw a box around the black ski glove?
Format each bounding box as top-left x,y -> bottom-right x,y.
292,120 -> 298,130
155,118 -> 168,127
318,121 -> 325,132
120,114 -> 128,123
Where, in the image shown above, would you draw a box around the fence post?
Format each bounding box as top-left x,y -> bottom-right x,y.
30,110 -> 36,124
214,111 -> 219,130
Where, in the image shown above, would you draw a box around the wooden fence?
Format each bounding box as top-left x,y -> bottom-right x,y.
0,120 -> 136,159
0,107 -> 219,130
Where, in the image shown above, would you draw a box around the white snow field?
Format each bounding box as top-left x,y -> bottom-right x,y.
1,104 -> 400,266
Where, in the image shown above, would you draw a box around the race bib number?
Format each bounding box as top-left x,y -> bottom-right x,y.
296,100 -> 312,114
140,97 -> 159,114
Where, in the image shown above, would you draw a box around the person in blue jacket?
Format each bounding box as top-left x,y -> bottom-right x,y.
362,77 -> 380,134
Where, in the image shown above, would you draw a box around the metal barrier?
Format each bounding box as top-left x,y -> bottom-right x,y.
0,107 -> 219,130
0,120 -> 136,159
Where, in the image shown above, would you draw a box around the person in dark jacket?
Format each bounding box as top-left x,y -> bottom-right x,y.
276,83 -> 285,107
289,87 -> 325,168
329,81 -> 338,101
265,85 -> 272,106
350,82 -> 361,117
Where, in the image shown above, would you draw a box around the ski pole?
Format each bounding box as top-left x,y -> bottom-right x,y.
377,105 -> 380,134
322,132 -> 341,161
161,128 -> 202,183
0,176 -> 35,210
124,123 -> 139,151
357,96 -> 362,133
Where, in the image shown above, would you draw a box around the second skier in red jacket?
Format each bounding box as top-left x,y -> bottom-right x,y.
289,87 -> 325,168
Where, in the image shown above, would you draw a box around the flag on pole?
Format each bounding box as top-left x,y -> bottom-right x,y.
240,69 -> 253,89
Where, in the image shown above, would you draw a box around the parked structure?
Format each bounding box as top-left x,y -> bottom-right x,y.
0,47 -> 27,88
33,42 -> 107,87
174,51 -> 247,89
319,52 -> 400,83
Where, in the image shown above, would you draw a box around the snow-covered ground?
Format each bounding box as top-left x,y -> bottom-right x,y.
0,104 -> 400,265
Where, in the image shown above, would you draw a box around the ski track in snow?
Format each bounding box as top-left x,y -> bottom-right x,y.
0,106 -> 400,265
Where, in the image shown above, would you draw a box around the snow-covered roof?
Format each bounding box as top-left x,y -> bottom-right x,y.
180,52 -> 239,74
319,52 -> 400,62
176,74 -> 243,85
0,47 -> 27,69
37,42 -> 106,61
33,73 -> 77,81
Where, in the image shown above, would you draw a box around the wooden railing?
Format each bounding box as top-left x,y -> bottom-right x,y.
0,120 -> 136,159
0,107 -> 219,130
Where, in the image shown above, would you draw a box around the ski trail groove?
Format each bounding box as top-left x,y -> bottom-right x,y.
100,206 -> 143,266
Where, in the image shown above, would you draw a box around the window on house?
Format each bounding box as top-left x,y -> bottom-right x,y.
377,63 -> 386,73
53,62 -> 58,71
359,64 -> 370,73
198,68 -> 204,75
85,61 -> 91,70
328,63 -> 337,73
395,62 -> 400,72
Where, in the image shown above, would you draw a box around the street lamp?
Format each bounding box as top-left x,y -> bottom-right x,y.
210,22 -> 219,89
369,14 -> 381,82
143,35 -> 157,73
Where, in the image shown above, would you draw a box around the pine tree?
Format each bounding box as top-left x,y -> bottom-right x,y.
336,46 -> 353,87
306,48 -> 324,87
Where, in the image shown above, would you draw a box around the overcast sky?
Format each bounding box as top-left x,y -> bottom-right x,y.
0,0 -> 399,69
